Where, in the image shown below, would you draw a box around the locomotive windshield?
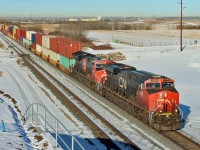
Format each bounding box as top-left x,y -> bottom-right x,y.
146,83 -> 160,89
96,64 -> 103,68
162,82 -> 174,89
96,63 -> 103,71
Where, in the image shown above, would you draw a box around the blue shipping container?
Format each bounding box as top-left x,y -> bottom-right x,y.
31,33 -> 36,43
20,36 -> 23,42
9,26 -> 14,33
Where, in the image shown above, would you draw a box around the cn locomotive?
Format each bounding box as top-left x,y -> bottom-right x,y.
72,51 -> 183,131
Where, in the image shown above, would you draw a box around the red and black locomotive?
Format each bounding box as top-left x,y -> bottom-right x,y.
72,51 -> 182,131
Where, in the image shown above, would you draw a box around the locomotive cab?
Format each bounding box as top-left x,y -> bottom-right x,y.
143,76 -> 182,130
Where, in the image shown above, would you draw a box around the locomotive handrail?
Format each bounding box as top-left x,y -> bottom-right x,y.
148,105 -> 162,125
176,104 -> 183,119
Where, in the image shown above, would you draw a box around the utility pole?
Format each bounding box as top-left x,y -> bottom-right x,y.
180,0 -> 183,51
178,0 -> 185,51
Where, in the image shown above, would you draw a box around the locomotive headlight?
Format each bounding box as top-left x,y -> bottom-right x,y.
164,92 -> 167,97
159,110 -> 163,113
175,109 -> 178,113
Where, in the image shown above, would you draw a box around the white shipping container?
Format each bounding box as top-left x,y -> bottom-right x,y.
36,44 -> 42,53
41,46 -> 50,57
49,50 -> 59,62
26,31 -> 36,41
23,38 -> 27,44
42,35 -> 55,49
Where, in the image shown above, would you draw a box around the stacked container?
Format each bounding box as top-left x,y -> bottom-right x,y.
36,33 -> 42,46
59,39 -> 82,59
26,31 -> 36,46
49,50 -> 59,66
4,25 -> 9,32
36,44 -> 42,56
16,29 -> 22,41
50,37 -> 61,53
22,30 -> 26,39
13,27 -> 18,39
42,35 -> 56,49
41,46 -> 50,60
58,38 -> 82,69
31,33 -> 36,49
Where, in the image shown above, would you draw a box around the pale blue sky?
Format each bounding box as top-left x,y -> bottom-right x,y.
0,0 -> 199,17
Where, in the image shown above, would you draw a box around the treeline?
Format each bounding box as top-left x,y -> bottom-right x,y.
50,21 -> 154,41
56,21 -> 155,30
177,25 -> 200,30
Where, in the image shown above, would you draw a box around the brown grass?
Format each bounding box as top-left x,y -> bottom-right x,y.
91,44 -> 113,50
34,135 -> 43,142
28,127 -> 37,132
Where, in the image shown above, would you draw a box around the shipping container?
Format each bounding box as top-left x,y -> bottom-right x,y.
16,29 -> 21,36
20,36 -> 23,42
26,39 -> 32,46
4,25 -> 9,31
23,38 -> 27,44
49,50 -> 60,66
22,30 -> 26,38
31,33 -> 36,43
32,43 -> 36,49
9,26 -> 14,33
16,35 -> 20,41
58,38 -> 69,57
41,46 -> 50,60
50,37 -> 62,53
59,39 -> 82,58
26,31 -> 36,41
13,27 -> 18,37
42,35 -> 56,49
36,33 -> 42,46
36,44 -> 42,56
59,55 -> 76,69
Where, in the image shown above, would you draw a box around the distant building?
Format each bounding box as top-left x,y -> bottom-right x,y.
82,16 -> 101,22
68,18 -> 79,22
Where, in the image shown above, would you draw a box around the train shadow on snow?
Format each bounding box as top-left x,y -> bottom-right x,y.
179,104 -> 191,129
50,132 -> 136,150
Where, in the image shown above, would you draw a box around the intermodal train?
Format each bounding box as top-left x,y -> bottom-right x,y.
1,25 -> 183,131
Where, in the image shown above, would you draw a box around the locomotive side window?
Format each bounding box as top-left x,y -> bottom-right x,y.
146,83 -> 160,89
162,82 -> 174,88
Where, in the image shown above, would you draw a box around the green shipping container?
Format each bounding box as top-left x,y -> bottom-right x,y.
26,39 -> 32,45
59,55 -> 76,69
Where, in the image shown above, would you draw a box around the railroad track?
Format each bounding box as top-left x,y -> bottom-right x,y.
162,131 -> 200,150
1,33 -> 140,150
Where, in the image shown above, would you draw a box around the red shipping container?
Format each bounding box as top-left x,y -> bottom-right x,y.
16,29 -> 21,36
59,39 -> 82,58
50,37 -> 63,53
32,43 -> 36,49
68,40 -> 82,58
16,34 -> 20,41
36,33 -> 42,46
22,30 -> 26,38
58,38 -> 69,57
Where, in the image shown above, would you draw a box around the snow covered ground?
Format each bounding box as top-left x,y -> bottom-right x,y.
86,31 -> 200,142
